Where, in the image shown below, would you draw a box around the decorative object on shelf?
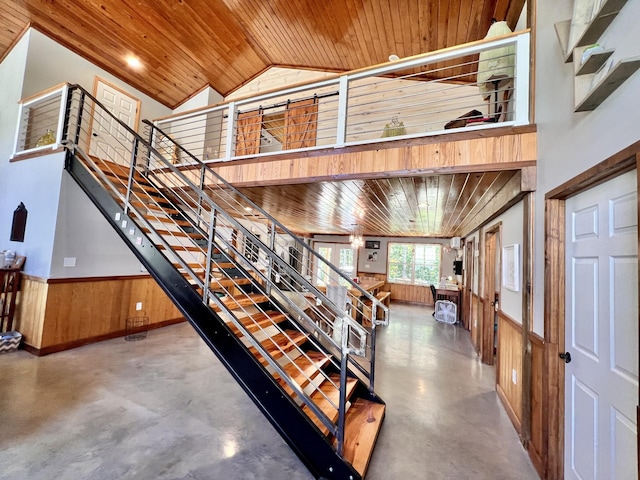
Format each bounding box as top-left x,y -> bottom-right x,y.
581,43 -> 603,65
35,129 -> 56,147
381,116 -> 406,137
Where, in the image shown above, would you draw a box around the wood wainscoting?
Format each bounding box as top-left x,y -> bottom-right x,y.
14,275 -> 184,355
496,311 -> 523,433
529,331 -> 545,477
358,272 -> 434,305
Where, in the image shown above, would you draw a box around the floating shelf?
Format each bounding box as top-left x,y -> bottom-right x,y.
575,56 -> 640,111
555,0 -> 628,62
576,48 -> 614,75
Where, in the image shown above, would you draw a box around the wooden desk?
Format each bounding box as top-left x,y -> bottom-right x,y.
436,287 -> 461,323
317,279 -> 385,298
317,279 -> 386,325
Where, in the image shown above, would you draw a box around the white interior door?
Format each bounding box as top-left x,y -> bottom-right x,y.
565,170 -> 638,479
90,79 -> 140,165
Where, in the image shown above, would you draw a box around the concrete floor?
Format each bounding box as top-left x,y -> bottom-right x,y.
0,303 -> 538,480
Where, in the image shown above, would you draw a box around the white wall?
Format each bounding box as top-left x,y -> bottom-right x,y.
484,201 -> 524,323
23,29 -> 171,125
0,152 -> 65,277
0,28 -> 174,278
0,31 -> 29,261
49,173 -> 142,278
533,0 -> 640,335
312,234 -> 457,277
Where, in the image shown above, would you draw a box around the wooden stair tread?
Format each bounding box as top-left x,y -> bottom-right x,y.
143,227 -> 206,241
337,398 -> 386,476
210,277 -> 252,288
212,293 -> 269,311
303,374 -> 358,435
277,351 -> 331,396
228,310 -> 287,335
158,244 -> 203,253
143,214 -> 191,226
129,199 -> 181,215
248,330 -> 308,363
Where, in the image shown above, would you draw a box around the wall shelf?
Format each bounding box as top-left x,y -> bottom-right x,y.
555,0 -> 628,62
575,56 -> 640,111
575,48 -> 614,75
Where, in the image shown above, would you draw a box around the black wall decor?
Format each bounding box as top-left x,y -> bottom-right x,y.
453,259 -> 463,275
365,240 -> 380,249
10,202 -> 27,242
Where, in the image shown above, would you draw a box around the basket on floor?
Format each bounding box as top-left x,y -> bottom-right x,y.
434,300 -> 457,324
125,316 -> 149,341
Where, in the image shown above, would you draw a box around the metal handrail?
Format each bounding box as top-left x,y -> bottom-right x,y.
61,84 -> 380,452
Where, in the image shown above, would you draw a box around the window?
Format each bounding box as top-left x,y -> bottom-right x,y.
314,243 -> 356,286
387,243 -> 441,285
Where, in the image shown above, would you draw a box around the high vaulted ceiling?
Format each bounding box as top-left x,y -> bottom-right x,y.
0,0 -> 525,108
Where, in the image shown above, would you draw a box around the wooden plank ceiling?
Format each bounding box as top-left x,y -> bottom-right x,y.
0,0 -> 525,108
212,170 -> 522,238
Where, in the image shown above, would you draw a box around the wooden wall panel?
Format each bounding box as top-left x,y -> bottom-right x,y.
16,276 -> 183,355
529,332 -> 545,477
13,275 -> 49,349
357,272 -> 435,306
210,128 -> 537,187
496,311 -> 523,433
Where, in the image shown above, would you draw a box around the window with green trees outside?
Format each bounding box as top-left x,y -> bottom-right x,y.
387,243 -> 441,285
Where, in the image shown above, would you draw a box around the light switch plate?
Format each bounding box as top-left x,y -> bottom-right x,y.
63,257 -> 76,267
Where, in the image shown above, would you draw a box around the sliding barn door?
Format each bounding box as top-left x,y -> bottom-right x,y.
235,109 -> 263,156
284,98 -> 318,149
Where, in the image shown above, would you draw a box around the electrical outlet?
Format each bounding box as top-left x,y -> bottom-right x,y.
512,369 -> 517,384
136,302 -> 143,311
115,213 -> 121,221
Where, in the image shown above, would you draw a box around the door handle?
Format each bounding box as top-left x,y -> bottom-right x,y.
559,351 -> 572,363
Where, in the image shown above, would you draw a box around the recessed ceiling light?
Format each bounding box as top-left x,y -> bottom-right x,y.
388,54 -> 400,62
244,206 -> 253,212
126,56 -> 142,69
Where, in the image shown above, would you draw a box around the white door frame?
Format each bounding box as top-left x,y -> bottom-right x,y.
543,145 -> 640,479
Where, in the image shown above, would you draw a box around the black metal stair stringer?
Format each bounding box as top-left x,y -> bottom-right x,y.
64,151 -> 361,480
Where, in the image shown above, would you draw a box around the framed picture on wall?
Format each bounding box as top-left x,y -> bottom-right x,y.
365,240 -> 380,249
502,244 -> 520,291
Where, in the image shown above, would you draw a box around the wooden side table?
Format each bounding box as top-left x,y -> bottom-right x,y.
1,256 -> 25,332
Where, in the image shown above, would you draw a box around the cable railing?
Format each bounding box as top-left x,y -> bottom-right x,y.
59,84 -> 386,455
150,30 -> 529,165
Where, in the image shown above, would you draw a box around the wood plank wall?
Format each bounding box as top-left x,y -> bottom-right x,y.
496,311 -> 523,433
357,272 -> 434,305
14,275 -> 184,355
210,128 -> 537,187
14,275 -> 49,349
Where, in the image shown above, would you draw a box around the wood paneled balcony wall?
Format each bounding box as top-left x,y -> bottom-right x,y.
146,31 -> 532,186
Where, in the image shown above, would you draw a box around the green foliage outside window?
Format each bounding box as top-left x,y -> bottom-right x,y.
387,243 -> 441,285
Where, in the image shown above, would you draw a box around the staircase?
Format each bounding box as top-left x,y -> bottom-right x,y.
61,85 -> 388,479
